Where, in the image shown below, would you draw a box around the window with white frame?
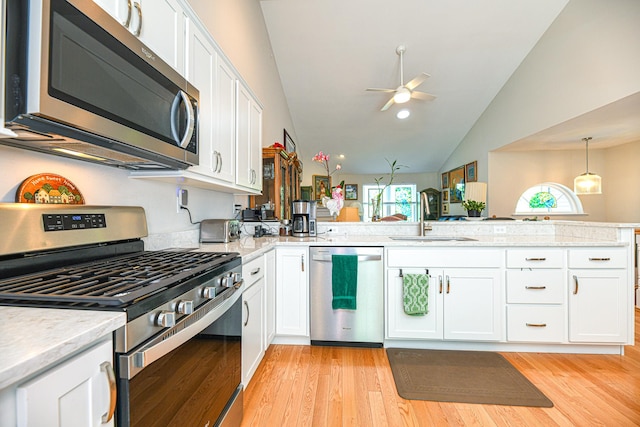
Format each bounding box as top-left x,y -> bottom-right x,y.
362,184 -> 417,221
514,182 -> 584,215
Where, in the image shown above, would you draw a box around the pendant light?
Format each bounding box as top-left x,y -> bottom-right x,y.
574,137 -> 602,195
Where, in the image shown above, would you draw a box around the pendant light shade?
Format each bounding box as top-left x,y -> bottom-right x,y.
574,137 -> 602,195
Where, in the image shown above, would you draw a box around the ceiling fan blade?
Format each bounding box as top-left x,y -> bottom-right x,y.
366,87 -> 396,93
381,96 -> 395,111
405,72 -> 431,91
412,91 -> 437,101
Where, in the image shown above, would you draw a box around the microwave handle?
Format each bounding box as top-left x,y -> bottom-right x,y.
170,90 -> 196,148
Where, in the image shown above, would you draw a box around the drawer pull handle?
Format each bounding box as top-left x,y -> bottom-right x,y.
526,323 -> 547,328
438,275 -> 443,294
251,267 -> 261,275
588,257 -> 611,261
525,286 -> 547,290
525,257 -> 546,261
573,275 -> 579,294
446,275 -> 450,294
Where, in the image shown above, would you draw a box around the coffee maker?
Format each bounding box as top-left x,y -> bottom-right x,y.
292,200 -> 317,237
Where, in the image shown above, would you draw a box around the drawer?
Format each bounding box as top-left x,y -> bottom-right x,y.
507,305 -> 565,343
568,248 -> 627,269
506,270 -> 564,304
243,255 -> 265,288
506,249 -> 564,269
387,248 -> 502,268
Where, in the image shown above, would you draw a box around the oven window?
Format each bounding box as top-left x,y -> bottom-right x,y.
120,298 -> 241,427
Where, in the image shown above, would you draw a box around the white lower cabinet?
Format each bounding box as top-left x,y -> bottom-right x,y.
386,248 -> 503,342
242,255 -> 265,386
16,339 -> 115,427
275,247 -> 308,337
568,248 -> 628,343
505,249 -> 567,343
265,249 -> 276,346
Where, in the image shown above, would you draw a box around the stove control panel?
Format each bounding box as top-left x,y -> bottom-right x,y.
42,213 -> 106,231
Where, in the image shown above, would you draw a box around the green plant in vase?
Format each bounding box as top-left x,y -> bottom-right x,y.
372,159 -> 406,221
461,200 -> 486,217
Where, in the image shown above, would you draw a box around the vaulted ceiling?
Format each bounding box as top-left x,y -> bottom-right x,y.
260,0 -> 571,175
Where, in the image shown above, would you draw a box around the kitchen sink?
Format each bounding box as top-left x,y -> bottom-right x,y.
389,236 -> 477,242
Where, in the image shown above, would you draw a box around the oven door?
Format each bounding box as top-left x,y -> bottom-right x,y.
116,288 -> 242,427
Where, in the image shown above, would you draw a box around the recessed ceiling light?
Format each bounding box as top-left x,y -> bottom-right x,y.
396,109 -> 410,119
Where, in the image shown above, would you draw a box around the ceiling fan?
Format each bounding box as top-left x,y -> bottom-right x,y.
366,45 -> 436,111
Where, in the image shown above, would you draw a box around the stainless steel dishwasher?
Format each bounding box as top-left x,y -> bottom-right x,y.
309,246 -> 384,347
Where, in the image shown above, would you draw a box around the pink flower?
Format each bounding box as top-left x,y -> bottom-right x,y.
312,151 -> 341,177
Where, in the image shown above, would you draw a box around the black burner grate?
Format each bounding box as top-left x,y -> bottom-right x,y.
0,251 -> 238,306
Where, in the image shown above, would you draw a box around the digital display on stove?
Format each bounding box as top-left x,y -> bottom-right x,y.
42,213 -> 107,231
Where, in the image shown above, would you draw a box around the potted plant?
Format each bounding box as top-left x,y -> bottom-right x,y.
461,200 -> 486,217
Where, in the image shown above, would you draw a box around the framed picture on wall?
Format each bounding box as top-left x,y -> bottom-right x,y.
442,203 -> 449,214
300,186 -> 312,200
465,161 -> 478,182
441,172 -> 449,189
442,190 -> 449,202
449,166 -> 465,203
284,129 -> 296,153
313,175 -> 330,200
345,184 -> 358,200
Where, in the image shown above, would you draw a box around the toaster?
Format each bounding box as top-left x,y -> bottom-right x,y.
199,219 -> 240,243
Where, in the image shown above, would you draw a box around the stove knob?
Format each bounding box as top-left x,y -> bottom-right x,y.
202,287 -> 216,299
176,300 -> 194,315
232,272 -> 242,283
155,311 -> 176,327
221,276 -> 233,288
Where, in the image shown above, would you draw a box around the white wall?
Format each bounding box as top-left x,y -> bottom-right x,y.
442,0 -> 640,218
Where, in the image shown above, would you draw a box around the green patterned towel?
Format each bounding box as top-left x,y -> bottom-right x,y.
403,274 -> 429,316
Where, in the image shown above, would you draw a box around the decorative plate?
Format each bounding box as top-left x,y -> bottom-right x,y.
16,173 -> 85,204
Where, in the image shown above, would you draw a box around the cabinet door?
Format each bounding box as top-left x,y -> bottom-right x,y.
16,340 -> 115,427
136,0 -> 186,74
569,269 -> 627,343
236,82 -> 262,191
443,268 -> 503,341
386,268 -> 444,339
265,249 -> 276,346
275,248 -> 308,337
242,279 -> 265,386
214,58 -> 238,183
185,24 -> 216,176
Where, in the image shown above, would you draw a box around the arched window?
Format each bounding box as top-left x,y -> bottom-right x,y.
514,182 -> 584,215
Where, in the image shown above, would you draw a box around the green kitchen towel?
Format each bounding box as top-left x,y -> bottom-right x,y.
332,254 -> 358,309
403,274 -> 429,315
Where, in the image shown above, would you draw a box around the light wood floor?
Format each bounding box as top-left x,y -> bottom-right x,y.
242,309 -> 640,426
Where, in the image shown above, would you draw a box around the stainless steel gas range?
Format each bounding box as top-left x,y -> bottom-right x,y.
0,204 -> 244,427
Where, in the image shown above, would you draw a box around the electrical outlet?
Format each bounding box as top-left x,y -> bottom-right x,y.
494,225 -> 506,234
177,188 -> 188,213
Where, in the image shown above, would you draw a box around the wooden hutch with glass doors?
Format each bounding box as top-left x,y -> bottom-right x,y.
250,147 -> 302,220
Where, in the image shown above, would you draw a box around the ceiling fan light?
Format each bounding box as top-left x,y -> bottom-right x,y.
574,173 -> 602,195
396,109 -> 410,119
393,87 -> 411,104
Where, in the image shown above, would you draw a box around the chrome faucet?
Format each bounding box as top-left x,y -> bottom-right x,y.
420,192 -> 432,236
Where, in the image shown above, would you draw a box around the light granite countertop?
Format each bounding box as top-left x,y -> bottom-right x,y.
194,233 -> 630,262
0,307 -> 125,389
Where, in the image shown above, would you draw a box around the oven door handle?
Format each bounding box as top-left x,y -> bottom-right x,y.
120,288 -> 241,379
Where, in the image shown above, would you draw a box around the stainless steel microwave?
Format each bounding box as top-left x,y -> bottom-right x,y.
2,0 -> 199,170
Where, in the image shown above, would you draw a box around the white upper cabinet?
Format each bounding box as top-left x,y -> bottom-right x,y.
186,22 -> 235,183
236,81 -> 263,192
93,0 -> 186,75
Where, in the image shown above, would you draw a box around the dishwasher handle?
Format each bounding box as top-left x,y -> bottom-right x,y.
311,254 -> 382,262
